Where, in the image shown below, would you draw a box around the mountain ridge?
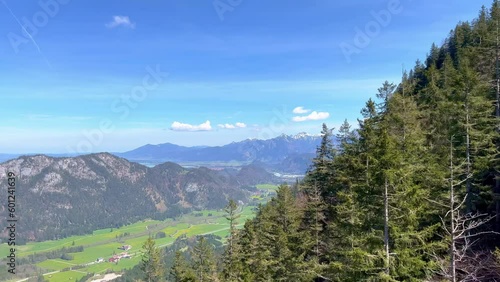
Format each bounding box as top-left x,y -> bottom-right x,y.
0,153 -> 278,242
117,132 -> 324,173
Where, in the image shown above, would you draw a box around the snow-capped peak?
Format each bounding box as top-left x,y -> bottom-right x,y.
293,132 -> 319,139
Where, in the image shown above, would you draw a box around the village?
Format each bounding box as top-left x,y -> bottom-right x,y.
89,245 -> 132,266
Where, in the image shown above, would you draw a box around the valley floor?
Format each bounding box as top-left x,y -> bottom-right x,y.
0,185 -> 277,282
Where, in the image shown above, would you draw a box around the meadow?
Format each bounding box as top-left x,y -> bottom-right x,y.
0,204 -> 260,282
255,184 -> 279,191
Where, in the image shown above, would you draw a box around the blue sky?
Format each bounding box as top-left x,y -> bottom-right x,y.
0,0 -> 493,153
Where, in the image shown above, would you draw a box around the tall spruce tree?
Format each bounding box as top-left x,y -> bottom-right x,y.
301,123 -> 336,279
272,185 -> 312,281
307,123 -> 335,202
221,199 -> 242,282
192,236 -> 218,282
383,91 -> 444,280
140,237 -> 165,282
171,251 -> 196,282
328,119 -> 379,281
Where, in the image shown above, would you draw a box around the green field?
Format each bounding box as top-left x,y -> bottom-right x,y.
1,220 -> 164,259
256,184 -> 279,191
0,205 -> 259,282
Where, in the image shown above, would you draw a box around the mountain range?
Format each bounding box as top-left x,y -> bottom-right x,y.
0,133 -> 323,174
117,132 -> 322,173
0,133 -> 323,242
0,153 -> 278,242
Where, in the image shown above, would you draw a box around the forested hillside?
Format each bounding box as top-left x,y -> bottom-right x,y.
0,153 -> 254,242
166,2 -> 500,281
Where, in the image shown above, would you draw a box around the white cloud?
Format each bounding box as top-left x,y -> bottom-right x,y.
292,111 -> 330,122
217,122 -> 247,129
292,106 -> 311,114
106,16 -> 136,29
218,124 -> 235,129
171,120 -> 212,132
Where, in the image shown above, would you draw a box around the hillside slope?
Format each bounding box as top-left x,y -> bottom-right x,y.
0,153 -> 250,241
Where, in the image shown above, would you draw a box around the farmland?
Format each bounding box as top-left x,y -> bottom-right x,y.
255,184 -> 279,191
0,204 -> 260,282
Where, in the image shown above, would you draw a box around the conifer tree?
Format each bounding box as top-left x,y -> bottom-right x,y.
171,250 -> 196,282
140,237 -> 165,282
233,203 -> 276,281
192,236 -> 218,282
230,220 -> 258,281
328,119 -> 379,281
269,185 -> 310,281
306,123 -> 335,202
382,92 -> 443,280
301,124 -> 336,278
453,57 -> 495,213
221,199 -> 242,281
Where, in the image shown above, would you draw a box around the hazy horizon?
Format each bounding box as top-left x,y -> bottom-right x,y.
0,131 -> 321,155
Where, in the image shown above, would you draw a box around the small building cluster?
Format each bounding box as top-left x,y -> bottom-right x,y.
108,252 -> 132,263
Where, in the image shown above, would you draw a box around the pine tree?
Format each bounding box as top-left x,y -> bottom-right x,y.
328,119 -> 380,281
269,185 -> 310,281
300,124 -> 336,279
301,182 -> 326,260
192,236 -> 218,282
430,136 -> 499,281
383,92 -> 444,280
140,237 -> 165,282
171,250 -> 196,282
221,199 -> 242,281
453,57 -> 495,213
230,220 -> 258,281
347,84 -> 444,281
234,203 -> 275,281
306,123 -> 335,202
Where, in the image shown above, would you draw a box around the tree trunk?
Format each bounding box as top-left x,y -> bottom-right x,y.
450,138 -> 456,282
315,183 -> 320,256
384,177 -> 390,275
465,92 -> 472,214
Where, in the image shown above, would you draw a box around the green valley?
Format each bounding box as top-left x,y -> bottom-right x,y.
0,204 -> 260,282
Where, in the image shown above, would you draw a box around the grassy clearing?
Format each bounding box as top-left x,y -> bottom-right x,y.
1,193 -> 271,282
37,259 -> 77,271
43,270 -> 87,282
0,220 -> 162,259
256,184 -> 279,191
